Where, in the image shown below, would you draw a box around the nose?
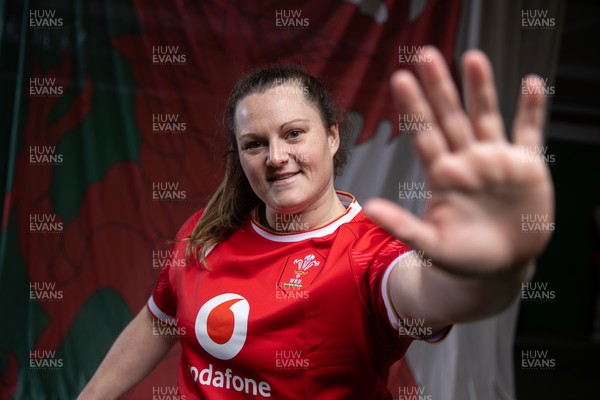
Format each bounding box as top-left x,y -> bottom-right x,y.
266,141 -> 289,167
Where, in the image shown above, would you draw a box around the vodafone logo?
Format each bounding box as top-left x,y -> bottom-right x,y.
195,293 -> 250,360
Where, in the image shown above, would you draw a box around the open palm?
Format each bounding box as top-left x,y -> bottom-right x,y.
365,46 -> 554,276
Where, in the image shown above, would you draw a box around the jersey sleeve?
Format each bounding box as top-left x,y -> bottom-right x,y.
350,226 -> 452,343
147,209 -> 204,325
349,230 -> 411,336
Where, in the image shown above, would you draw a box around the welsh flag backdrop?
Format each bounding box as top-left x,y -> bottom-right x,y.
0,0 -> 562,399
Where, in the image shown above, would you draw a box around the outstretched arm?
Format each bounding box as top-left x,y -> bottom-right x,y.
78,307 -> 178,399
365,46 -> 554,331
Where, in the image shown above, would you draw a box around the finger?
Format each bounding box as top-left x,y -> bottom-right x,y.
513,75 -> 547,148
391,70 -> 448,167
363,198 -> 438,255
415,46 -> 475,151
463,50 -> 506,142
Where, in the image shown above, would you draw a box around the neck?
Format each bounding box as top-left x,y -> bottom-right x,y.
263,189 -> 347,233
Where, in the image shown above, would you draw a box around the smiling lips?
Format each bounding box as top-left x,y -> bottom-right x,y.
268,171 -> 301,183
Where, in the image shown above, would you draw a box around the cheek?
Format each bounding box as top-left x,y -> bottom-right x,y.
239,155 -> 266,188
239,156 -> 256,179
307,140 -> 334,170
297,136 -> 330,165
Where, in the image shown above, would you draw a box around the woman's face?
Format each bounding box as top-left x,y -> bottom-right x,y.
234,84 -> 340,215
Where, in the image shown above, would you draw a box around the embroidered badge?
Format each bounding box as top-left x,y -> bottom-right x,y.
277,253 -> 324,293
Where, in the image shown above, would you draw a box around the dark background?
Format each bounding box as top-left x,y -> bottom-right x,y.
515,0 -> 600,398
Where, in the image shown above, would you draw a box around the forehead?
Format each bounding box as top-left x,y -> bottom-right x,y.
234,86 -> 320,134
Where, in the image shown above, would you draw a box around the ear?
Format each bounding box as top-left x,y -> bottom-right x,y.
327,124 -> 340,157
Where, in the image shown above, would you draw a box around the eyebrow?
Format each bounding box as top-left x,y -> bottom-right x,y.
280,118 -> 309,129
239,119 -> 310,138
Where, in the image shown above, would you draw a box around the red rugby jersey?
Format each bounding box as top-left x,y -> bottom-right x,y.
148,192 -> 417,399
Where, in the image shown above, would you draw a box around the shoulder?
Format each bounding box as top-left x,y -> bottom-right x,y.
342,211 -> 405,252
337,211 -> 412,282
334,191 -> 394,242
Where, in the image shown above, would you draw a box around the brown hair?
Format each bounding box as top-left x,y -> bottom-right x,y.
186,64 -> 350,267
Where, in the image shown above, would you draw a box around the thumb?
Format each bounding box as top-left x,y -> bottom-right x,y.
363,198 -> 438,254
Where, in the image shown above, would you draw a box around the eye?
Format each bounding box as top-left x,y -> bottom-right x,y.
287,130 -> 302,139
244,141 -> 264,150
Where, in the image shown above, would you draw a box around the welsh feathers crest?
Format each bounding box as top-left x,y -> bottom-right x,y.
293,254 -> 320,278
281,254 -> 321,289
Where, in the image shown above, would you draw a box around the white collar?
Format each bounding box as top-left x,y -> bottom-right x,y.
250,192 -> 362,242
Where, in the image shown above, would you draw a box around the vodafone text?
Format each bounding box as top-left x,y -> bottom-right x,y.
189,364 -> 271,397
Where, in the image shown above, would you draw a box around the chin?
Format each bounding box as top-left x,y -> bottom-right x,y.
265,192 -> 308,214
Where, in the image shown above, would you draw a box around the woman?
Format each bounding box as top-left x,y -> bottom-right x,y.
79,46 -> 554,399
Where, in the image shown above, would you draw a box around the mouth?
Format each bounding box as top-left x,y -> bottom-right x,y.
267,171 -> 301,184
